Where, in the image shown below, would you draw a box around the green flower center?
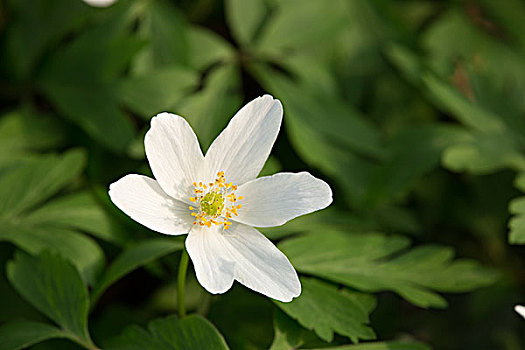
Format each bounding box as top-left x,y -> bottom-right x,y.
200,191 -> 224,216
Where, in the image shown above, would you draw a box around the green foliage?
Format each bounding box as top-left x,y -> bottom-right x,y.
275,278 -> 376,343
0,321 -> 69,350
0,0 -> 521,349
279,231 -> 497,308
106,315 -> 229,350
7,251 -> 95,348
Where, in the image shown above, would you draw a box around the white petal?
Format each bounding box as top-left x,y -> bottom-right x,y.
202,95 -> 282,185
515,305 -> 525,319
145,113 -> 204,202
82,0 -> 117,7
233,172 -> 332,227
109,174 -> 193,235
186,222 -> 301,302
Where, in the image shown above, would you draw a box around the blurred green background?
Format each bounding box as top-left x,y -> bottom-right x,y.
0,0 -> 524,349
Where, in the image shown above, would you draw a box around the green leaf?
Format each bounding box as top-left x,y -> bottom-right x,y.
442,131 -> 525,174
279,231 -> 497,308
0,110 -> 67,166
0,321 -> 68,350
118,66 -> 199,118
25,191 -> 129,245
0,151 -> 105,284
508,196 -> 525,244
133,1 -> 189,72
91,238 -> 183,304
7,251 -> 95,348
41,83 -> 136,152
177,65 -> 242,151
3,0 -> 90,80
106,315 -> 229,350
275,278 -> 376,343
187,26 -> 235,70
256,0 -> 349,56
38,7 -> 140,152
252,64 -> 383,158
226,0 -> 267,46
423,74 -> 504,133
270,310 -> 312,350
0,149 -> 85,218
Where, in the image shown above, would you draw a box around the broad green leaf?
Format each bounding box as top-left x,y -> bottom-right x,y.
41,83 -> 136,152
252,64 -> 383,158
0,225 -> 104,285
187,26 -> 235,70
279,231 -> 497,308
256,0 -> 348,56
226,0 -> 267,46
0,321 -> 68,350
117,67 -> 199,118
442,131 -> 525,174
91,238 -> 183,304
133,1 -> 189,73
0,110 -> 66,165
0,151 -> 105,284
38,7 -> 140,152
423,74 -> 504,133
270,310 -> 311,350
275,278 -> 376,343
106,315 -> 229,350
177,65 -> 242,151
25,191 -> 129,245
3,0 -> 90,80
7,251 -> 95,348
509,196 -> 525,244
0,150 -> 85,218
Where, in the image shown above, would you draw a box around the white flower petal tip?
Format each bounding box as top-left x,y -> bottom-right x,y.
204,95 -> 283,186
108,174 -> 193,236
82,0 -> 117,7
145,112 -> 204,202
515,305 -> 525,319
234,172 -> 333,227
186,223 -> 301,302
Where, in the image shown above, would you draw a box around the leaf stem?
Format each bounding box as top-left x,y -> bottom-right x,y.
177,248 -> 189,318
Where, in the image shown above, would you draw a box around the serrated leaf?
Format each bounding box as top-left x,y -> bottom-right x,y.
279,231 -> 497,308
0,321 -> 68,350
187,26 -> 235,70
106,315 -> 229,350
274,278 -> 376,343
91,238 -> 183,304
7,251 -> 95,348
226,0 -> 267,46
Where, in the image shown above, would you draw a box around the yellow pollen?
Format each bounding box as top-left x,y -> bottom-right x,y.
188,171 -> 243,229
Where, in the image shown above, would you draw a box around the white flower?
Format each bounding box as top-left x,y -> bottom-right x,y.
515,305 -> 525,319
82,0 -> 117,8
109,95 -> 332,302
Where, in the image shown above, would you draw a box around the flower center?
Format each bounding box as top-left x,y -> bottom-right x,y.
189,171 -> 243,230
